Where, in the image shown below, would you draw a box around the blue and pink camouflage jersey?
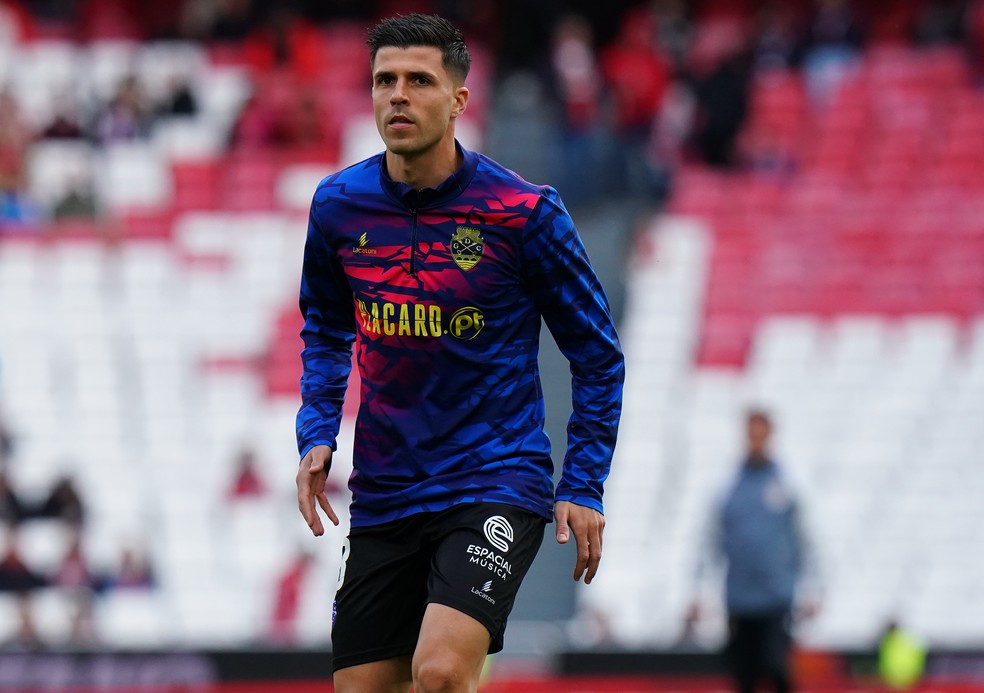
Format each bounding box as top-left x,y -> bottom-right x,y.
296,143 -> 624,528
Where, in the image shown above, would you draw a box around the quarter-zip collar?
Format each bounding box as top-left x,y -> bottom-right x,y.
379,140 -> 479,210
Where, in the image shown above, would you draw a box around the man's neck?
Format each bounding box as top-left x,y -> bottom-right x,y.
386,138 -> 461,191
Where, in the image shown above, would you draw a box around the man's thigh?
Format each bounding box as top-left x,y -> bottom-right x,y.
426,502 -> 546,653
330,517 -> 430,674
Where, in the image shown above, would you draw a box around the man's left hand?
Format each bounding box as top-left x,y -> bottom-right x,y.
554,500 -> 605,584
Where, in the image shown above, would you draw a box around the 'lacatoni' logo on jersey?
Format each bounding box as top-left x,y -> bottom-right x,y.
353,232 -> 377,254
481,580 -> 493,592
451,226 -> 484,271
483,516 -> 514,553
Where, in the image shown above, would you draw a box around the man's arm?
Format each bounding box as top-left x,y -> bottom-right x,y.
295,193 -> 356,535
522,188 -> 625,583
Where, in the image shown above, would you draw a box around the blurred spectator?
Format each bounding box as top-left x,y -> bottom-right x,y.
53,173 -> 100,221
52,526 -> 94,592
652,0 -> 694,71
109,545 -> 156,589
229,88 -> 281,148
41,92 -> 87,140
0,89 -> 37,224
95,75 -> 154,143
53,527 -> 99,646
690,41 -> 751,168
913,0 -> 967,45
268,549 -> 314,644
968,0 -> 984,76
34,475 -> 86,527
0,411 -> 12,463
0,467 -> 27,527
227,447 -> 267,500
754,2 -> 802,72
66,589 -> 98,646
276,87 -> 334,148
550,14 -> 604,206
242,5 -> 323,84
600,7 -> 672,199
157,76 -> 199,117
0,527 -> 46,593
207,0 -> 256,42
800,0 -> 864,105
4,593 -> 44,651
878,619 -> 927,690
689,409 -> 821,693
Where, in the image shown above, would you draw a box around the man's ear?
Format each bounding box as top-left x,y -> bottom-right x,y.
451,86 -> 469,118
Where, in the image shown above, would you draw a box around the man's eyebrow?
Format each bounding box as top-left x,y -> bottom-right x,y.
372,69 -> 438,81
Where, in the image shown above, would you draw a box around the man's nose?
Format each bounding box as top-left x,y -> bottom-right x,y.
390,78 -> 409,104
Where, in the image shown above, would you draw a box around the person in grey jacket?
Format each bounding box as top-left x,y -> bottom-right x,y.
688,409 -> 821,693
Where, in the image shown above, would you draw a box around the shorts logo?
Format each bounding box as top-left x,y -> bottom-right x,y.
481,580 -> 493,593
451,226 -> 484,271
483,516 -> 514,553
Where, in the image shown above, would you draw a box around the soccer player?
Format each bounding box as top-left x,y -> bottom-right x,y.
295,14 -> 624,693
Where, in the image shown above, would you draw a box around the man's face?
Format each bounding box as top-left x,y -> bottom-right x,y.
747,416 -> 771,455
371,45 -> 467,159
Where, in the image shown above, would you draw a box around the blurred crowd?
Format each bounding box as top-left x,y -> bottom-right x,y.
0,413 -> 325,650
0,414 -> 155,650
0,0 -> 982,225
536,0 -> 984,207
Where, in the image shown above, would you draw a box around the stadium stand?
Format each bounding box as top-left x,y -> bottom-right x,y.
592,40 -> 984,653
1,1 -> 983,666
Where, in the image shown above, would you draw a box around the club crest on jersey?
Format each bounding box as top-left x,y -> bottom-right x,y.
451,227 -> 484,271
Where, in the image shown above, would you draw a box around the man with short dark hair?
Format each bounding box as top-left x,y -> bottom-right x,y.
295,14 -> 624,693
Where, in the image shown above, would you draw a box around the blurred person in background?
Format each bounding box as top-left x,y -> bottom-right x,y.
227,447 -> 268,501
599,6 -> 672,200
52,526 -> 99,647
688,24 -> 752,168
33,475 -> 86,527
878,619 -> 927,690
0,89 -> 39,225
688,409 -> 821,693
295,13 -> 623,693
549,14 -> 604,207
95,74 -> 154,143
0,527 -> 47,650
0,466 -> 27,527
799,0 -> 864,105
267,548 -> 314,645
108,544 -> 156,590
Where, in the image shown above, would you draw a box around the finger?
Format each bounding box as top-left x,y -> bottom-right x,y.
296,461 -> 325,537
316,491 -> 340,527
555,502 -> 570,544
572,530 -> 590,582
301,488 -> 325,536
584,523 -> 603,584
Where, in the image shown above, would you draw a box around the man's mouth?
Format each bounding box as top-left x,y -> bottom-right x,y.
389,114 -> 414,125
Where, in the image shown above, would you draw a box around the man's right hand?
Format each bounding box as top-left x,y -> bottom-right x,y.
296,445 -> 339,536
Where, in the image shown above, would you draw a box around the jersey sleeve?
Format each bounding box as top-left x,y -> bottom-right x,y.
521,187 -> 625,513
295,196 -> 356,461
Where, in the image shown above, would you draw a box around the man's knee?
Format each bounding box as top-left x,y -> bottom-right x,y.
412,655 -> 473,693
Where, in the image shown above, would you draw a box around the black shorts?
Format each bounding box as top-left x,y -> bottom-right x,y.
330,502 -> 546,673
